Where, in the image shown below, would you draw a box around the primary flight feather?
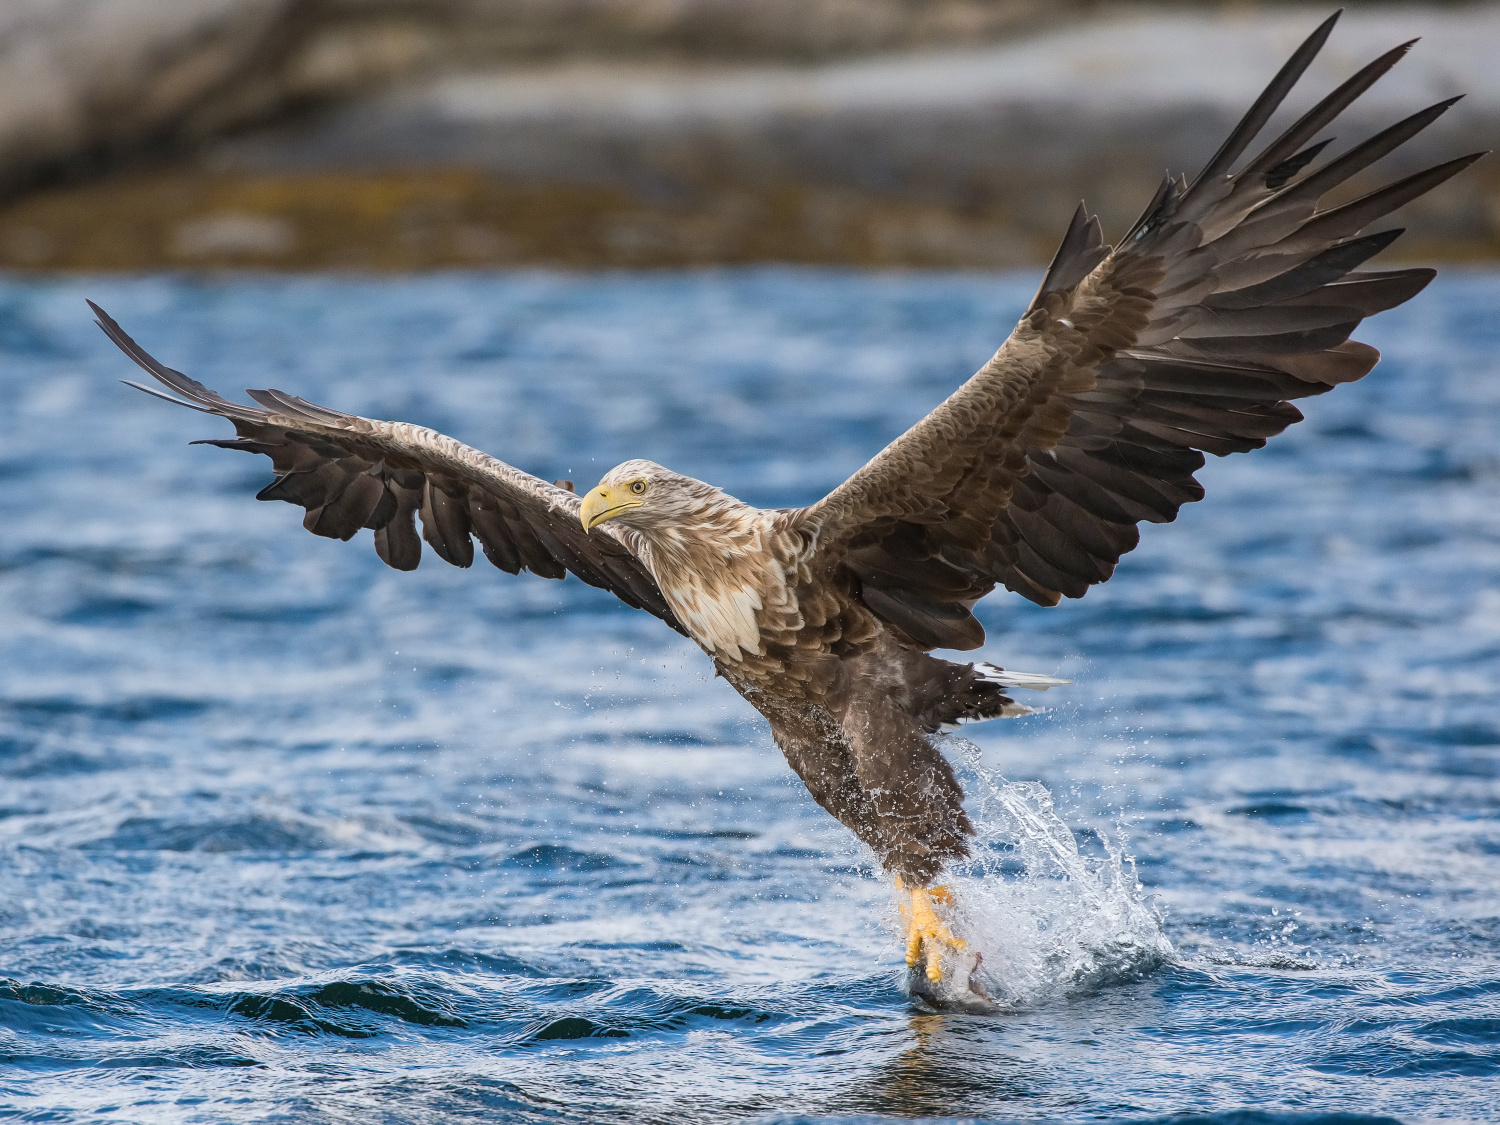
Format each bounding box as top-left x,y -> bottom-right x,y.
94,10 -> 1479,988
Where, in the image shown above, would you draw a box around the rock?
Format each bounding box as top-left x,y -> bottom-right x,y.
0,0 -> 1075,200
0,3 -> 1495,268
170,211 -> 297,258
209,6 -> 1500,242
0,0 -> 292,196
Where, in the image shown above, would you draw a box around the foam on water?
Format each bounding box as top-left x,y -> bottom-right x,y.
904,737 -> 1172,1009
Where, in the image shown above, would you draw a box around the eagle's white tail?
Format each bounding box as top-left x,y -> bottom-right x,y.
975,663 -> 1070,691
937,662 -> 1071,728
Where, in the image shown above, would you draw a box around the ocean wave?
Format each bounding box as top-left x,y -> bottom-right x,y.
1,270 -> 1497,1122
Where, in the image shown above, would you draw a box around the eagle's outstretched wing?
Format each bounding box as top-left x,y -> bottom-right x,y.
90,302 -> 685,634
797,12 -> 1483,651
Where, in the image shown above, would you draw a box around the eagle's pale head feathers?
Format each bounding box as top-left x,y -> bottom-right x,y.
579,460 -> 733,534
580,460 -> 792,661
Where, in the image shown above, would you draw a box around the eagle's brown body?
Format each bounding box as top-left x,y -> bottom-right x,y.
604,481 -> 1012,882
94,11 -> 1479,980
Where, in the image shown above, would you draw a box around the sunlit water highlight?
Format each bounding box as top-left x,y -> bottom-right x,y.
1,269 -> 1497,1123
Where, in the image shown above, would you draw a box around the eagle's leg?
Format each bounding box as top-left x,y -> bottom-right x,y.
895,876 -> 966,981
763,691 -> 974,982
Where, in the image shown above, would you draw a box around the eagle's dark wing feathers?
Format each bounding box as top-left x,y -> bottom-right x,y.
798,12 -> 1481,651
90,302 -> 685,634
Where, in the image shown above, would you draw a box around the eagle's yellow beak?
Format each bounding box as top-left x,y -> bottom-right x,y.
580,482 -> 642,530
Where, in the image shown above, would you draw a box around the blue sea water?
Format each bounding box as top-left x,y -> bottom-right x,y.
0,268 -> 1497,1123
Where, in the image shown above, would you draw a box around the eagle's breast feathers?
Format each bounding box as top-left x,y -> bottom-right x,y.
640,508 -> 807,663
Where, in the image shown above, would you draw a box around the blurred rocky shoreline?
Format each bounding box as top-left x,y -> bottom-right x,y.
1,0 -> 1495,270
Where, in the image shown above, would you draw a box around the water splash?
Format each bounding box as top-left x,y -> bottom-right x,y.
906,737 -> 1173,1010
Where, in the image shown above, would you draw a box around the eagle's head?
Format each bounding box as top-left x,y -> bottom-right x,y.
579,459 -> 731,534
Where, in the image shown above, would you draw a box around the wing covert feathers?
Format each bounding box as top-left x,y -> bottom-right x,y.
799,12 -> 1480,646
91,302 -> 685,635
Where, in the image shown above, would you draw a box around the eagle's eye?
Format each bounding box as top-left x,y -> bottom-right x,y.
629,480 -> 648,495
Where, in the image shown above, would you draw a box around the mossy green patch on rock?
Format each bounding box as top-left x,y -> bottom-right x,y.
0,168 -> 1078,271
3,164 -> 1496,272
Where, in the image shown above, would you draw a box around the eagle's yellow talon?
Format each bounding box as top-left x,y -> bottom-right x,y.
926,943 -> 943,982
899,880 -> 966,981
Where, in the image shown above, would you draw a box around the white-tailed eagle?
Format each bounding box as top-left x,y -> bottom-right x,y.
93,12 -> 1478,984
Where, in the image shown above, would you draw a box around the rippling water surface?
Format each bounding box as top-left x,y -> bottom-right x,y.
1,269 -> 1498,1123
